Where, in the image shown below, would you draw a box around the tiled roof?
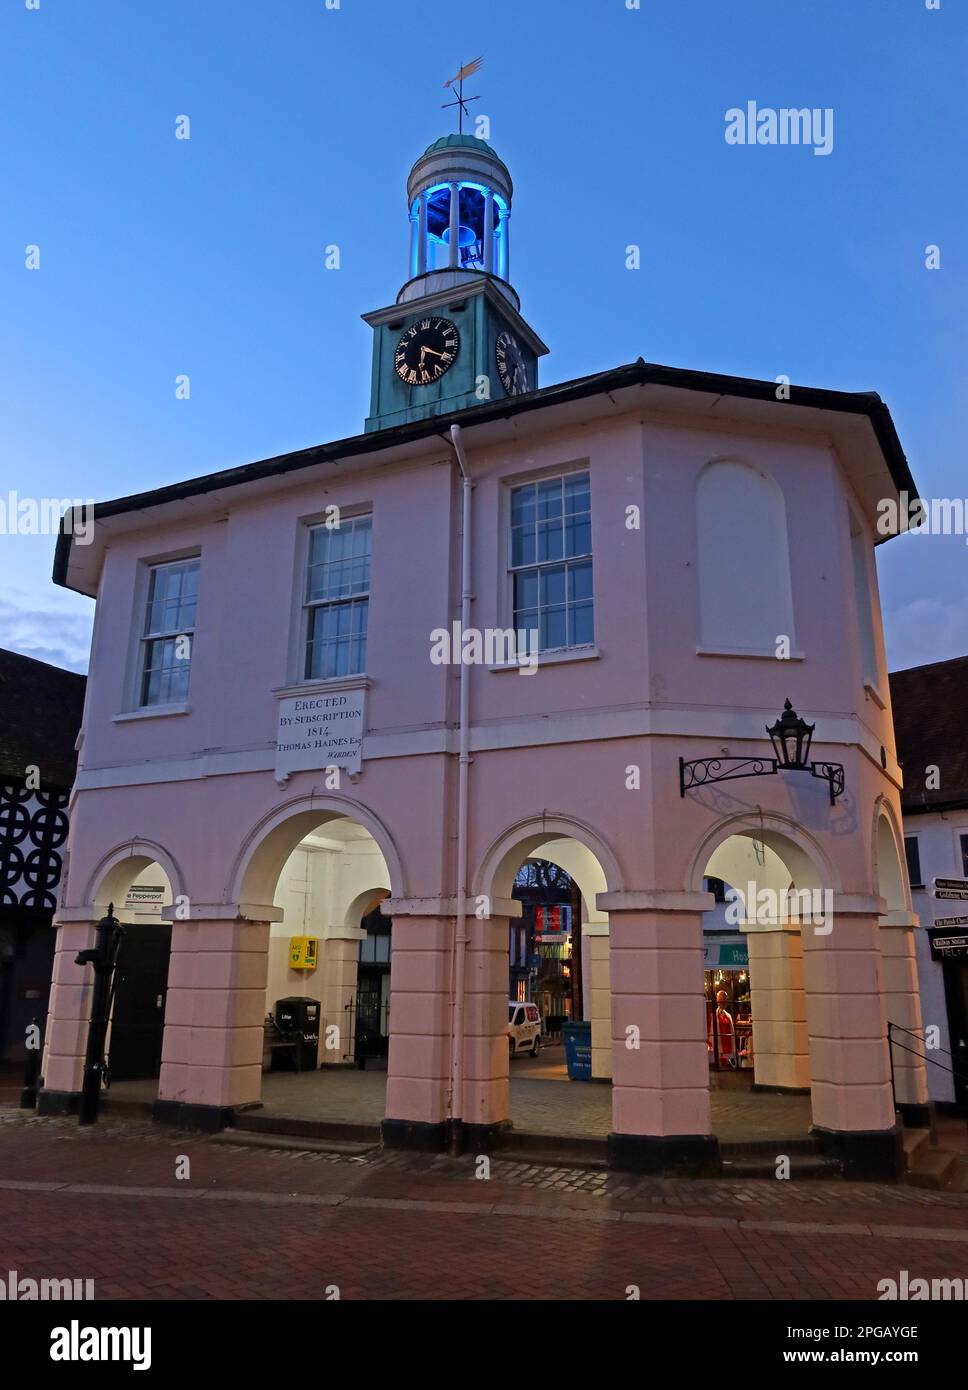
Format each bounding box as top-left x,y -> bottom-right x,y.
890,655 -> 968,814
0,648 -> 86,789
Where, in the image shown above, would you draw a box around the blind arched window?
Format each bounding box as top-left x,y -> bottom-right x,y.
696,460 -> 795,654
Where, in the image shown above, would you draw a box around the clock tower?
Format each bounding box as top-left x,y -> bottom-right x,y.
363,133 -> 549,432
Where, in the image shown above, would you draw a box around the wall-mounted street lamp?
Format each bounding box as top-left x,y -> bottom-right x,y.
679,700 -> 845,806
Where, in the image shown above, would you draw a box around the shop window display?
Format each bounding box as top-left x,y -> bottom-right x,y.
706,967 -> 753,1073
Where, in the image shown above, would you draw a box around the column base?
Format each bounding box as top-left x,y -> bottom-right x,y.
37,1088 -> 81,1117
381,1117 -> 448,1152
381,1117 -> 511,1154
461,1120 -> 511,1155
153,1099 -> 237,1132
812,1124 -> 902,1181
607,1132 -> 721,1177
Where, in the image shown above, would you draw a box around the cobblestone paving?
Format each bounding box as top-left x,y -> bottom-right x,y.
1,1108 -> 964,1211
3,1109 -> 968,1301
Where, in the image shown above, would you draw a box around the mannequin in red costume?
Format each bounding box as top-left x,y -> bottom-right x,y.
708,988 -> 735,1065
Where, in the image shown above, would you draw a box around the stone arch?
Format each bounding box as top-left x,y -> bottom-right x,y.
522,837 -> 609,924
344,886 -> 391,931
872,799 -> 910,918
83,839 -> 184,914
473,813 -> 623,903
686,811 -> 839,897
228,793 -> 406,909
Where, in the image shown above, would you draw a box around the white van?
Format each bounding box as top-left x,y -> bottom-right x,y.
508,1001 -> 541,1057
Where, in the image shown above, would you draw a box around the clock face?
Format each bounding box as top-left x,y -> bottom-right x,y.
496,330 -> 529,396
394,317 -> 460,386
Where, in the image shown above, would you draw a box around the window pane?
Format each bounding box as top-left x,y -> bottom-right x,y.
510,484 -> 536,525
537,478 -> 563,520
511,525 -> 535,568
570,602 -> 594,647
537,519 -> 563,562
514,608 -> 539,644
542,607 -> 566,650
564,473 -> 590,514
514,570 -> 539,611
569,561 -> 593,602
541,565 -> 566,607
565,515 -> 591,558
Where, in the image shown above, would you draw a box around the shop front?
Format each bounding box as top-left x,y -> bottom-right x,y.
704,935 -> 753,1079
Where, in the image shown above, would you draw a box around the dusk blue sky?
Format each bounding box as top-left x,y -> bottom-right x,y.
1,0 -> 964,674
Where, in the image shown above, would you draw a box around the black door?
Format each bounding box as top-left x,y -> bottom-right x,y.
943,960 -> 968,1109
355,970 -> 388,1063
108,925 -> 171,1081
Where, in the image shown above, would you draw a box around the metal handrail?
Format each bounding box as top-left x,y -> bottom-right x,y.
888,1020 -> 967,1069
887,1021 -> 968,1141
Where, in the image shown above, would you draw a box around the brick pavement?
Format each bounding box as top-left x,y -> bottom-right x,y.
2,1109 -> 968,1300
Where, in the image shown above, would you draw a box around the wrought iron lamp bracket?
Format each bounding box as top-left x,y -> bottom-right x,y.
679,755 -> 845,805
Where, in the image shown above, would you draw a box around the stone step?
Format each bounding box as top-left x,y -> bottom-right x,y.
229,1112 -> 382,1145
720,1153 -> 842,1181
902,1127 -> 933,1168
210,1130 -> 376,1157
945,1157 -> 968,1193
98,1096 -> 156,1121
498,1130 -> 608,1167
906,1146 -> 959,1190
719,1136 -> 821,1158
496,1149 -> 608,1172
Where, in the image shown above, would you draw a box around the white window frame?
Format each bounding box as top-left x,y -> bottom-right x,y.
118,551 -> 201,716
299,512 -> 373,683
136,557 -> 200,709
505,465 -> 595,656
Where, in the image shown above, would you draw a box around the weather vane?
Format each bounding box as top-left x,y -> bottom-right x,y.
442,57 -> 483,135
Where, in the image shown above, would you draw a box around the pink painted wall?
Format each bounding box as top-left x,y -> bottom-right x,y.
63,403 -> 902,914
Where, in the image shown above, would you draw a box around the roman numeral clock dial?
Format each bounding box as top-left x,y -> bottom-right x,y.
394,317 -> 460,386
496,330 -> 529,396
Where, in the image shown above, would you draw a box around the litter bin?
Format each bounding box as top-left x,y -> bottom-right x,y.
274,997 -> 321,1071
562,1021 -> 592,1081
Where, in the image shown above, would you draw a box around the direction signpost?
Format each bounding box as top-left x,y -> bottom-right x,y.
932,877 -> 968,902
929,879 -> 968,961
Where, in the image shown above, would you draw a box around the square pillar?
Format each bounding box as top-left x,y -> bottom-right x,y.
584,922 -> 612,1080
37,921 -> 98,1114
802,905 -> 900,1179
461,915 -> 510,1143
879,920 -> 930,1120
746,927 -> 810,1090
599,891 -> 718,1176
154,918 -> 269,1131
383,915 -> 452,1150
320,932 -> 363,1067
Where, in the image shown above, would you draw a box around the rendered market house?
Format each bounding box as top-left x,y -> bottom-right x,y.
42,131 -> 930,1177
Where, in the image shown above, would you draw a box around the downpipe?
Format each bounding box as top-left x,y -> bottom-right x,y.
448,423 -> 472,1156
